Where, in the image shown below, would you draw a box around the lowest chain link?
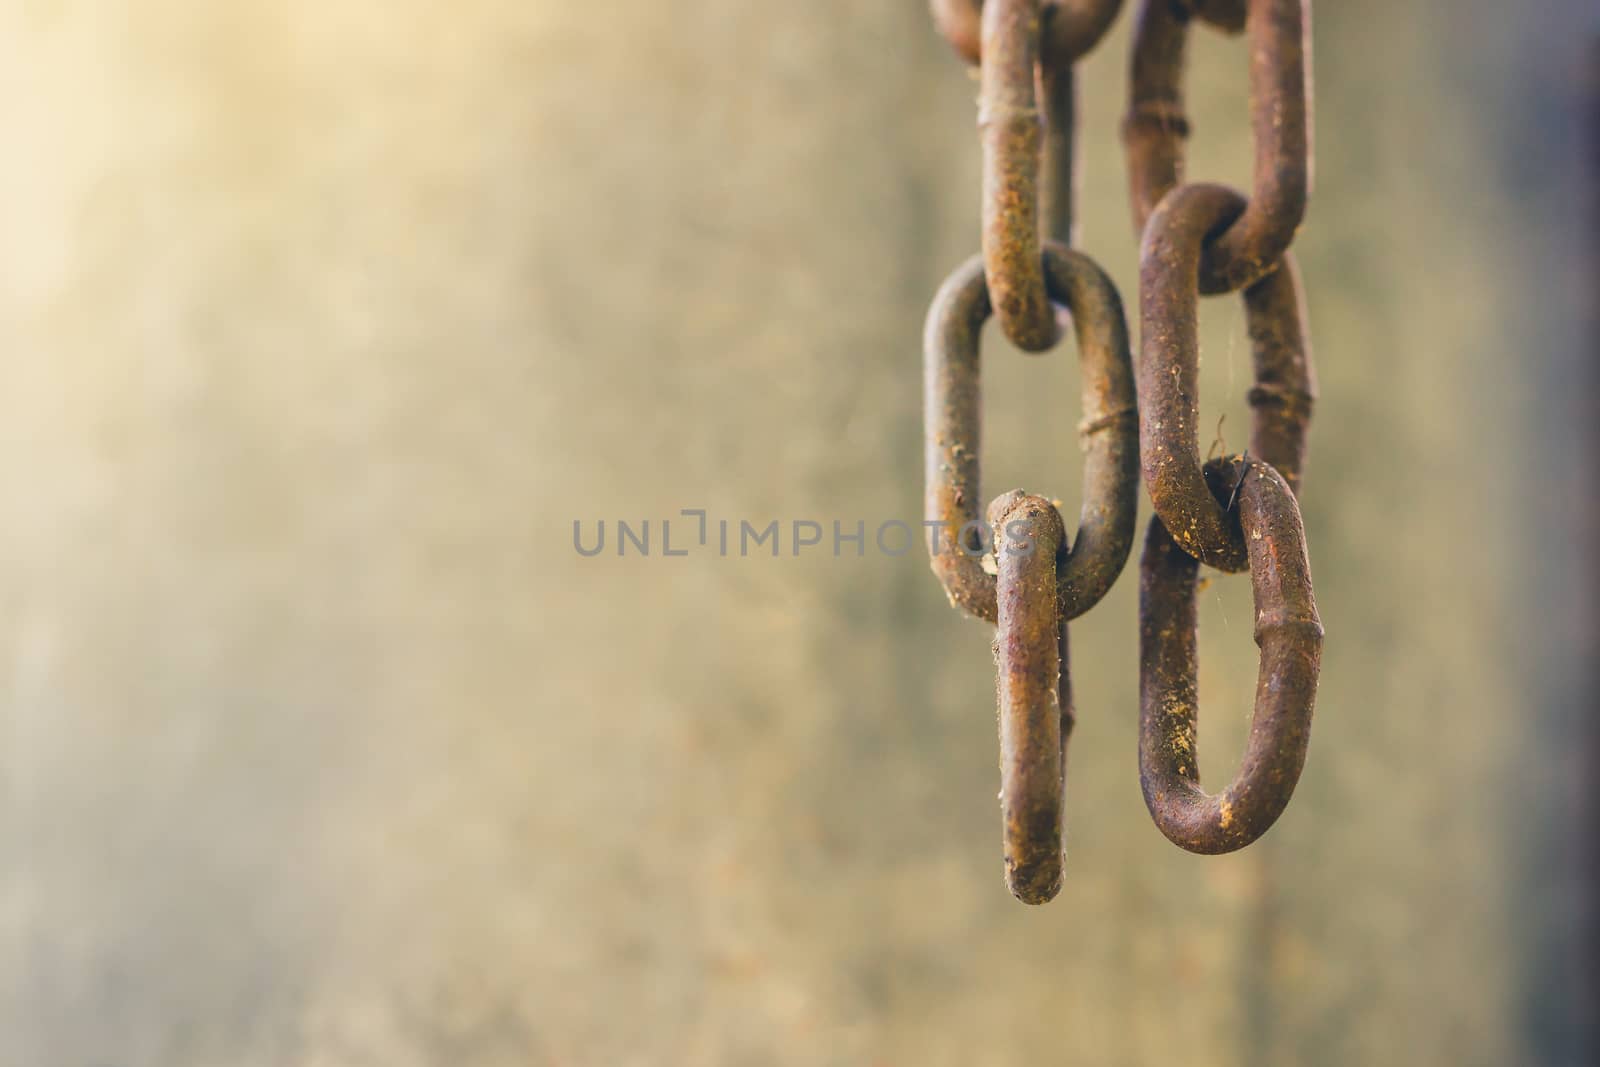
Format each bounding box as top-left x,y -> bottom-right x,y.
991,492 -> 1070,902
1138,455 -> 1322,853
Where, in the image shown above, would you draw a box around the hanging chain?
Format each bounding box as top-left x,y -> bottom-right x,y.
1125,0 -> 1322,854
918,0 -> 1323,891
924,0 -> 1134,903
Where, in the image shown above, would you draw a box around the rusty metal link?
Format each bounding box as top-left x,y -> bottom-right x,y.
931,0 -> 1123,69
1138,455 -> 1322,854
925,244 -> 1139,622
980,0 -> 1065,351
1122,0 -> 1194,237
935,2 -> 1122,256
1138,182 -> 1315,571
936,0 -> 1130,351
990,492 -> 1069,902
936,1 -> 1121,271
1123,0 -> 1311,294
1120,0 -> 1248,231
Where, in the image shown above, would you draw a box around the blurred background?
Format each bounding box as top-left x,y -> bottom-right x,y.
0,1 -> 1594,1064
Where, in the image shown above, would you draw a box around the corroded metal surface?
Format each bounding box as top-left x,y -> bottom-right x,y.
1243,248 -> 1317,496
979,0 -> 1061,350
934,2 -> 1124,259
1122,0 -> 1310,294
989,491 -> 1069,902
1122,0 -> 1192,237
925,245 -> 1139,622
1137,182 -> 1315,571
1138,456 -> 1322,854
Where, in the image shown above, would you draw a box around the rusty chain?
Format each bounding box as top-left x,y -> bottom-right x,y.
918,0 -> 1322,891
1128,0 -> 1321,853
924,0 -> 1134,904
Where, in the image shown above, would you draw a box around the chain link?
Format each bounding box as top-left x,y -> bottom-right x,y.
933,1 -> 1124,258
1137,182 -> 1316,571
979,0 -> 1068,350
925,246 -> 1139,624
1124,0 -> 1311,294
991,492 -> 1070,902
1138,455 -> 1322,853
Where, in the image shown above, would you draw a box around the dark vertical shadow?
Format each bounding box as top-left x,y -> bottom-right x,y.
1509,18 -> 1600,1067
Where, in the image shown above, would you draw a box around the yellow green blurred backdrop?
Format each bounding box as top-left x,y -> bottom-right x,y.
0,2 -> 1593,1064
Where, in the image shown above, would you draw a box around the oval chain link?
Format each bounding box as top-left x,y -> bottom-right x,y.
925,245 -> 1139,622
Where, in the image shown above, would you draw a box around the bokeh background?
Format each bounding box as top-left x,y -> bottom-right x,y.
1,1 -> 1594,1064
